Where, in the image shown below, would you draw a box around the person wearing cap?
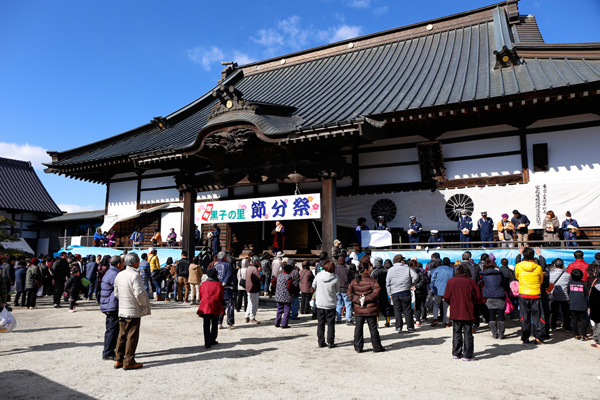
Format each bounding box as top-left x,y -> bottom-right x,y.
428,230 -> 444,248
457,211 -> 473,248
331,239 -> 343,260
477,212 -> 494,248
561,211 -> 580,247
511,210 -> 530,246
408,216 -> 423,249
496,214 -> 515,248
374,216 -> 388,231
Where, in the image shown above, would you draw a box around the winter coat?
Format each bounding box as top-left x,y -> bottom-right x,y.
25,265 -> 43,290
588,278 -> 600,323
274,272 -> 293,304
188,263 -> 202,285
196,278 -> 224,316
149,254 -> 161,274
237,264 -> 248,291
114,266 -> 151,318
386,263 -> 419,296
64,275 -> 83,300
85,261 -> 98,282
515,260 -> 543,296
271,257 -> 282,278
335,264 -> 351,293
14,266 -> 26,292
176,258 -> 190,278
431,264 -> 454,296
444,276 -> 484,322
567,259 -> 589,283
548,268 -> 571,302
347,273 -> 380,317
542,216 -> 560,241
567,280 -> 588,311
299,268 -> 314,294
479,268 -> 506,299
371,267 -> 388,300
312,271 -> 339,309
1,262 -> 15,285
100,265 -> 120,313
412,267 -> 428,295
53,258 -> 70,282
500,266 -> 515,282
245,264 -> 261,293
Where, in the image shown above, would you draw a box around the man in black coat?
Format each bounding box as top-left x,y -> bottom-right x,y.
53,252 -> 71,307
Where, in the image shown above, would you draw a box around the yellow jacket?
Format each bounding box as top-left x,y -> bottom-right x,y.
515,260 -> 543,296
149,254 -> 160,272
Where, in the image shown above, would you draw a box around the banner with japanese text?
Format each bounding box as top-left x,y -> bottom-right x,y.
195,193 -> 321,224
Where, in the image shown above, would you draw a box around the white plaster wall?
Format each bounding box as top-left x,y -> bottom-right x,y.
359,165 -> 421,185
140,189 -> 180,204
161,211 -> 182,241
107,180 -> 137,216
140,176 -> 176,189
442,136 -> 520,158
527,125 -> 600,183
359,148 -> 419,166
437,124 -> 517,140
197,189 -> 227,200
445,155 -> 522,179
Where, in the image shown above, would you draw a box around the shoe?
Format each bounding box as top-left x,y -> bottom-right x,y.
275,324 -> 281,328
407,328 -> 414,333
346,321 -> 354,326
30,306 -> 36,309
590,343 -> 600,349
123,362 -> 143,370
27,307 -> 30,310
453,356 -> 461,359
318,343 -> 327,348
68,309 -> 76,313
328,343 -> 337,349
535,338 -> 544,345
415,321 -> 421,327
114,362 -> 123,369
250,320 -> 260,324
227,325 -> 236,330
396,328 -> 403,333
384,322 -> 390,327
355,348 -> 363,353
219,324 -> 224,330
540,334 -> 551,340
165,298 -> 170,302
431,320 -> 438,327
521,339 -> 530,344
575,335 -> 581,340
373,348 -> 386,353
461,358 -> 475,362
582,335 -> 591,341
53,304 -> 59,308
281,326 -> 290,329
245,317 -> 250,323
212,341 -> 219,346
471,327 -> 477,334
564,329 -> 572,333
446,324 -> 451,328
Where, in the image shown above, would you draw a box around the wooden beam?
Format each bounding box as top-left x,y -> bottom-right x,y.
182,189 -> 197,259
321,175 -> 337,256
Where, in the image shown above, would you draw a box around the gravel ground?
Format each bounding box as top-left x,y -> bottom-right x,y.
1,296 -> 598,400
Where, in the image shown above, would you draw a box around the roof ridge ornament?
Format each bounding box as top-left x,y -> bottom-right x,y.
493,6 -> 520,68
208,84 -> 256,120
151,116 -> 169,131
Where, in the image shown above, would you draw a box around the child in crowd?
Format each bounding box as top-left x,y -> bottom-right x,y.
567,269 -> 589,340
64,264 -> 83,313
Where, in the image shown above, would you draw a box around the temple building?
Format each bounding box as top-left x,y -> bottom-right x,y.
45,0 -> 600,256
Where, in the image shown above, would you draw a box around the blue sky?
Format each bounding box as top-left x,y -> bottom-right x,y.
1,0 -> 598,213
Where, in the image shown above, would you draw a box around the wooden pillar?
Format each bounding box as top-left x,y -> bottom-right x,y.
182,189 -> 197,258
321,172 -> 337,257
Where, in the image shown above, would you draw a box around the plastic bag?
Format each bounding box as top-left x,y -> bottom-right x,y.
0,307 -> 17,333
36,286 -> 43,297
81,278 -> 91,288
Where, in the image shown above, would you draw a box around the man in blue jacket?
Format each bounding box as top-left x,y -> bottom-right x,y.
477,212 -> 494,248
100,256 -> 123,360
408,216 -> 423,249
214,251 -> 235,329
430,260 -> 455,326
457,210 -> 473,248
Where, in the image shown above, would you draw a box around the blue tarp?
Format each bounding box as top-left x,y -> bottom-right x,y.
54,246 -> 201,267
368,248 -> 600,266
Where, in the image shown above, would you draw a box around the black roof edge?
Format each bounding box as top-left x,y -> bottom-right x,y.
240,0 -> 518,69
514,43 -> 600,49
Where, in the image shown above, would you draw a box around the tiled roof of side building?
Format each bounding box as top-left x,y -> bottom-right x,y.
48,1 -> 600,168
41,210 -> 105,223
0,157 -> 62,215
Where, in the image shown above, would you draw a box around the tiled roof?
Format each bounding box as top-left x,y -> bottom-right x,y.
0,157 -> 62,214
41,210 -> 105,223
48,1 -> 600,169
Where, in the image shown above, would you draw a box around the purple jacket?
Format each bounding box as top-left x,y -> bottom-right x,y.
100,265 -> 120,313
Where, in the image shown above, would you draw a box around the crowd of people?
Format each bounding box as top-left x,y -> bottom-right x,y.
1,242 -> 600,367
356,210 -> 583,248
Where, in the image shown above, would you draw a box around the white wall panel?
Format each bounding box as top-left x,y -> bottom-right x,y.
445,155 -> 521,179
359,148 -> 418,166
359,165 -> 421,185
140,176 -> 176,189
107,180 -> 137,215
140,189 -> 180,204
161,211 -> 182,241
442,136 -> 520,158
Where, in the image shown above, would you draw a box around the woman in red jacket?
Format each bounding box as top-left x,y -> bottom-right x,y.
443,263 -> 484,361
197,268 -> 224,349
347,262 -> 385,353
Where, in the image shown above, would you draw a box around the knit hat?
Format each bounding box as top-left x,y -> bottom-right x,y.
207,268 -> 218,279
31,258 -> 39,265
501,213 -> 509,218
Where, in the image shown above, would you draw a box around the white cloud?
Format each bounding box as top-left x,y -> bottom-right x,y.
187,46 -> 225,71
328,25 -> 363,43
232,51 -> 256,65
348,0 -> 371,8
57,204 -> 100,213
0,142 -> 51,171
373,6 -> 388,16
253,28 -> 285,47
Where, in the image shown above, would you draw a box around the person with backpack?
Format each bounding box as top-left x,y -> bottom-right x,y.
348,262 -> 385,353
548,258 -> 572,332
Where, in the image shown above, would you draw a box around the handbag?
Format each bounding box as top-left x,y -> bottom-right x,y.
546,270 -> 565,294
504,293 -> 514,314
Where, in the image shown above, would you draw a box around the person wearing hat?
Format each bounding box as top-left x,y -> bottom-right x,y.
407,216 -> 423,249
457,210 -> 473,248
374,216 -> 388,231
496,214 -> 515,248
428,230 -> 444,248
561,211 -> 580,247
477,212 -> 494,248
511,210 -> 530,246
331,239 -> 343,260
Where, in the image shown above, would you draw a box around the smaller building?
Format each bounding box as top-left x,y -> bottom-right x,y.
0,157 -> 62,254
38,210 -> 105,252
